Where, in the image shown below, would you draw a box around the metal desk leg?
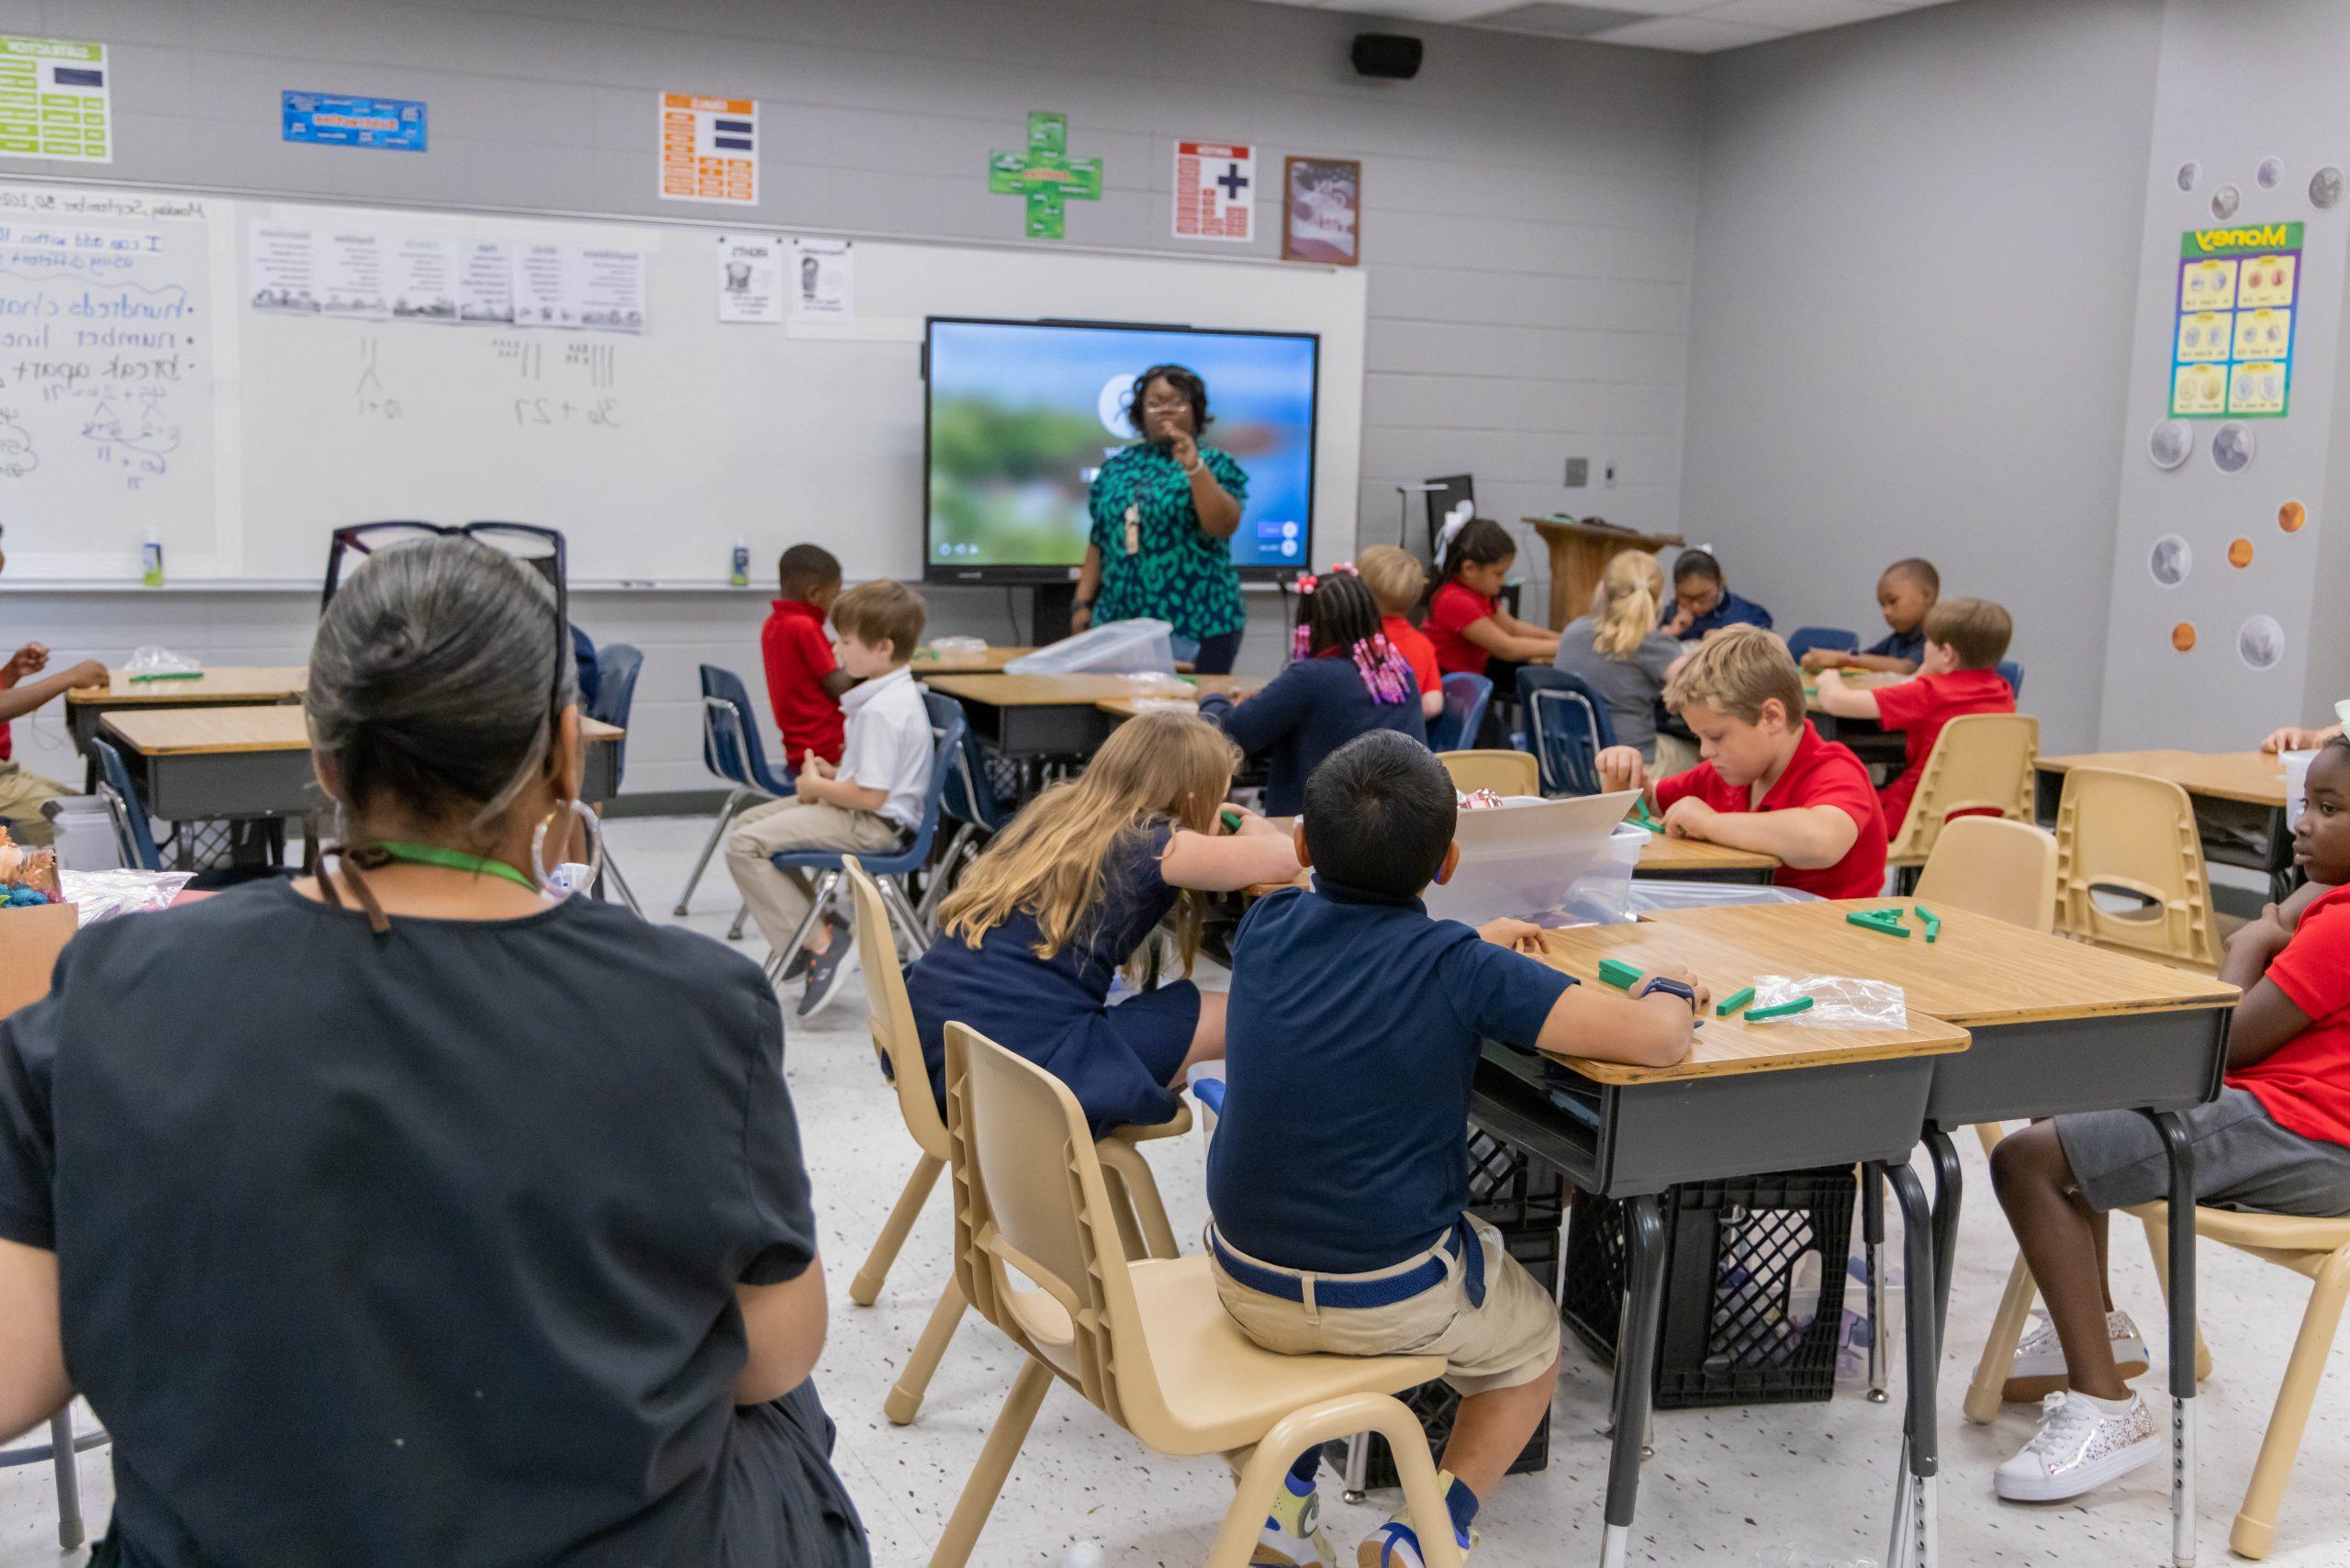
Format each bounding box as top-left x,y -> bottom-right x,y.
1863,1163 -> 1889,1404
50,1407 -> 82,1551
1923,1129 -> 1963,1343
1600,1194 -> 1667,1568
1881,1161 -> 1941,1568
2143,1109 -> 2199,1568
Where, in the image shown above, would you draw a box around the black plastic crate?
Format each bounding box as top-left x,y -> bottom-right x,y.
1561,1165 -> 1856,1410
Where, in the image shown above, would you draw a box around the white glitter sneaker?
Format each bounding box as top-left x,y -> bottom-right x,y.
2002,1309 -> 2150,1403
1994,1390 -> 2160,1502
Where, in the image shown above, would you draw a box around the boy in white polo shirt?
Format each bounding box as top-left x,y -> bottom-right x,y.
725,578 -> 932,1016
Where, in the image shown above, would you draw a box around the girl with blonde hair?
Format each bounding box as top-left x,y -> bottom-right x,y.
907,710 -> 1301,1135
1552,549 -> 1692,765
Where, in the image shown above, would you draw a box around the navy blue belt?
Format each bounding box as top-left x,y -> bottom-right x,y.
1211,1216 -> 1485,1310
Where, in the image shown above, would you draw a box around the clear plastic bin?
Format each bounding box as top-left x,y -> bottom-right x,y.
1005,619 -> 1176,676
1621,879 -> 1822,914
1423,803 -> 1643,927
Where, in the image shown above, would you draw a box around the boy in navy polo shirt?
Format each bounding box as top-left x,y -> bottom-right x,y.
1803,557 -> 1939,676
1208,731 -> 1705,1568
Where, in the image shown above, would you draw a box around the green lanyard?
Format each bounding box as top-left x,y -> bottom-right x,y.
372,839 -> 538,893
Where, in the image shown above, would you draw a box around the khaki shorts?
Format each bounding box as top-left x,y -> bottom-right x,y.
0,760 -> 67,847
1209,1217 -> 1561,1397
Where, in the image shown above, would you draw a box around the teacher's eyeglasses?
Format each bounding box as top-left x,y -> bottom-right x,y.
321,521 -> 571,725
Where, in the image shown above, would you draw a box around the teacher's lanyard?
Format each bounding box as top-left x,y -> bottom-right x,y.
372,839 -> 538,892
1124,503 -> 1140,556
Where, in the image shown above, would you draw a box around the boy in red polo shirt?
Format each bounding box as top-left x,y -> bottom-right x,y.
1596,624 -> 1886,899
761,543 -> 852,768
1816,596 -> 2017,842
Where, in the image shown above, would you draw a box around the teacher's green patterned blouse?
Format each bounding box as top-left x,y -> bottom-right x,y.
1086,443 -> 1249,643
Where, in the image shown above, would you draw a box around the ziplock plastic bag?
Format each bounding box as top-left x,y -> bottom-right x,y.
1749,974 -> 1908,1029
58,868 -> 196,923
123,645 -> 202,679
927,635 -> 986,655
1623,879 -> 1823,913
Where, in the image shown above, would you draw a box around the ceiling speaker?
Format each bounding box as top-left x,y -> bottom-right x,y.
1351,33 -> 1423,80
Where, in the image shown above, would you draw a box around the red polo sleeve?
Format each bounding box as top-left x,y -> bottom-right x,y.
1869,675 -> 1936,734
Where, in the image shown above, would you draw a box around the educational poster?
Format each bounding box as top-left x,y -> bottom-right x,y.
1282,156 -> 1360,265
387,237 -> 457,322
2169,221 -> 2300,418
987,111 -> 1101,240
246,223 -> 319,312
513,242 -> 579,328
716,234 -> 783,323
281,91 -> 426,151
576,248 -> 646,333
0,37 -> 108,163
1173,140 -> 1254,242
659,92 -> 756,205
789,237 -> 852,320
457,241 -> 514,324
316,230 -> 386,318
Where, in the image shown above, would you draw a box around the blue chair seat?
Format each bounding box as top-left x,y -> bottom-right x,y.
1786,626 -> 1861,661
1431,672 -> 1492,753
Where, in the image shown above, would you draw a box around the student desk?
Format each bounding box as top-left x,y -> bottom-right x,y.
1474,922 -> 1969,1568
1644,900 -> 2239,1565
1097,675 -> 1259,722
2038,748 -> 2293,901
921,672 -> 1255,757
1626,833 -> 1779,883
99,707 -> 626,829
910,645 -> 1034,676
64,667 -> 308,790
1804,671 -> 1905,766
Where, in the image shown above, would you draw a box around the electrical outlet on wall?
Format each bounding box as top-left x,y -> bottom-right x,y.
1564,457 -> 1588,487
1604,459 -> 1618,489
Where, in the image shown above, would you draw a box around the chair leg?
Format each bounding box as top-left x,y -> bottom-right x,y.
885,1274 -> 970,1426
882,877 -> 933,957
762,871 -> 840,984
728,902 -> 750,942
2137,1209 -> 2216,1382
50,1406 -> 82,1551
927,1356 -> 1052,1568
2230,1248 -> 2350,1560
674,788 -> 744,915
1204,1393 -> 1465,1568
600,846 -> 644,916
918,823 -> 976,926
1097,1140 -> 1181,1260
1963,1253 -> 2039,1424
854,1154 -> 944,1306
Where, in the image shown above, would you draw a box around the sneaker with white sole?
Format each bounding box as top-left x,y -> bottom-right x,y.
1994,1390 -> 2161,1502
1358,1507 -> 1474,1568
797,934 -> 860,1018
2002,1309 -> 2149,1403
1252,1481 -> 1334,1567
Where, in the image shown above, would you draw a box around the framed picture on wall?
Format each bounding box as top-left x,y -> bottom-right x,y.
1282,156 -> 1360,266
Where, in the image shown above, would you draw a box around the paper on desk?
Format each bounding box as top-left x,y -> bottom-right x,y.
1751,975 -> 1907,1029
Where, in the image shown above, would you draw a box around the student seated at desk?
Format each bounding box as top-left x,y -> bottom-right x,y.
1662,547 -> 1773,639
1207,732 -> 1703,1568
1816,596 -> 2016,840
905,711 -> 1299,1137
0,537 -> 107,846
1199,569 -> 1426,815
0,536 -> 866,1566
1357,545 -> 1446,722
1802,556 -> 1938,675
1595,626 -> 1888,899
1426,518 -> 1559,678
1986,736 -> 2350,1504
1552,548 -> 1689,765
763,543 -> 853,768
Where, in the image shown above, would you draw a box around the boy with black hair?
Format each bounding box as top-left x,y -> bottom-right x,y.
760,544 -> 855,770
1208,730 -> 1705,1568
1805,557 -> 1941,675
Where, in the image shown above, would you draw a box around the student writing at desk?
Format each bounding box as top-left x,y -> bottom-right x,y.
0,534 -> 107,846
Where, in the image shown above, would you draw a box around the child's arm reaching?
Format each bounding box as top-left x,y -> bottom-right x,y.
1458,615 -> 1559,663
1595,746 -> 1653,802
1662,795 -> 1859,869
1472,921 -> 1701,1070
1811,669 -> 1885,720
1158,810 -> 1303,891
0,660 -> 107,725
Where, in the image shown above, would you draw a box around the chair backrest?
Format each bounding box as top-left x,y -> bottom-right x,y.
696,663 -> 787,795
1998,660 -> 2024,700
940,710 -> 1014,834
588,643 -> 643,781
1786,626 -> 1861,660
1439,749 -> 1539,798
1887,712 -> 2040,864
2054,766 -> 2222,968
904,690 -> 971,867
945,1022 -> 1160,1435
1430,672 -> 1492,753
1422,474 -> 1475,561
845,857 -> 948,1160
1517,666 -> 1617,796
90,737 -> 162,871
1914,816 -> 2057,933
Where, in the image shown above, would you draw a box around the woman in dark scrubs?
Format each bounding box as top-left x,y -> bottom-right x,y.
0,537 -> 865,1567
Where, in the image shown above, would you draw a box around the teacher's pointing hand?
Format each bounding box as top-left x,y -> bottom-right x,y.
1167,428 -> 1200,473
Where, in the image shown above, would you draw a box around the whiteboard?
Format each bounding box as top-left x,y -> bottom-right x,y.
0,179 -> 1366,587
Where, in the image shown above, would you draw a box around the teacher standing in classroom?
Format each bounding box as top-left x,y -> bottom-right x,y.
1074,364 -> 1251,674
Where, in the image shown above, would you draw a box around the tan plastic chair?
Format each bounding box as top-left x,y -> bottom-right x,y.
928,1023 -> 1465,1568
2053,766 -> 2223,970
1886,712 -> 2039,868
1439,748 -> 1538,797
1965,1199 -> 2350,1560
1913,816 -> 2057,936
840,858 -> 1190,1426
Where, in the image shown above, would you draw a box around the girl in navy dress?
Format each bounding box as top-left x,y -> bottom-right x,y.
905,710 -> 1301,1136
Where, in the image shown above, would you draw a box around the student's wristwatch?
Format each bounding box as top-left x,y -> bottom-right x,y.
1636,975 -> 1700,1014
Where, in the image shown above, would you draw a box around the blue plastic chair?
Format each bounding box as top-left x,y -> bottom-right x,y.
1786,627 -> 1861,661
917,712 -> 1019,926
1516,666 -> 1618,797
1430,673 -> 1493,753
675,663 -> 795,917
1998,660 -> 2024,700
762,689 -> 967,981
582,643 -> 645,914
90,737 -> 162,871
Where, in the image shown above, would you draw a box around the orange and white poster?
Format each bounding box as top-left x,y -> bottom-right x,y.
1173,140 -> 1254,242
660,92 -> 756,205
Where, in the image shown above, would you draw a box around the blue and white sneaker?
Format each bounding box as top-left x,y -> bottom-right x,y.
1253,1480 -> 1334,1566
1358,1504 -> 1474,1567
798,933 -> 860,1018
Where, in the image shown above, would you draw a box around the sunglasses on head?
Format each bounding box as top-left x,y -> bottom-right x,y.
321,521 -> 571,723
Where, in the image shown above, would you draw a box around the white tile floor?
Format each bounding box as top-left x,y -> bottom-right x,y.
6,813 -> 2350,1566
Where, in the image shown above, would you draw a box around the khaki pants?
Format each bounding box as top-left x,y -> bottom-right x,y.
0,760 -> 68,847
722,800 -> 905,955
1653,733 -> 1700,778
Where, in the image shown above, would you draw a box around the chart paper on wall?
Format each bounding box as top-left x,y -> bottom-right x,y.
717,235 -> 783,323
660,93 -> 757,205
0,38 -> 108,164
789,237 -> 852,320
1173,141 -> 1254,242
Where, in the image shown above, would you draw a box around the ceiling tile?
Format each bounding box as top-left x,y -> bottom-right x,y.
1696,0 -> 1898,29
1471,3 -> 1660,38
1584,14 -> 1787,49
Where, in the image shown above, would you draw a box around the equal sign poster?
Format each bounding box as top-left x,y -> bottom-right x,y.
660,93 -> 757,205
1173,140 -> 1254,242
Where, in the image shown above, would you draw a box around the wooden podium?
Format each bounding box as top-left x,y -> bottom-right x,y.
1528,518 -> 1684,629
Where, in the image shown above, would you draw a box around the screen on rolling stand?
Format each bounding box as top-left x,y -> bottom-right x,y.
923,317 -> 1318,582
